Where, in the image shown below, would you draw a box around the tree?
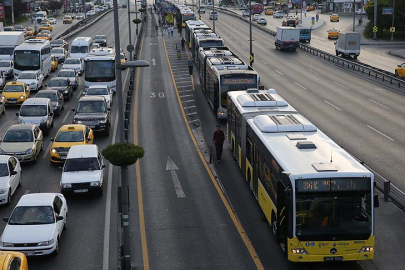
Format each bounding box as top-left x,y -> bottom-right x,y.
48,0 -> 63,12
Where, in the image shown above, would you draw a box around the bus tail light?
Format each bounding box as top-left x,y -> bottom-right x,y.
291,248 -> 308,255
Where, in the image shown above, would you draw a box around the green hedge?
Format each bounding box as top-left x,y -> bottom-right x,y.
102,143 -> 145,167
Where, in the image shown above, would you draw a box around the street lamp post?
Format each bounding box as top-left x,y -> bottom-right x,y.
390,0 -> 395,41
212,0 -> 215,31
352,0 -> 356,32
127,0 -> 133,60
373,0 -> 377,39
249,0 -> 252,66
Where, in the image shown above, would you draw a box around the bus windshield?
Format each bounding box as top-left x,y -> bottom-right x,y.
295,183 -> 372,241
220,75 -> 258,108
85,60 -> 115,82
14,50 -> 40,70
71,46 -> 89,54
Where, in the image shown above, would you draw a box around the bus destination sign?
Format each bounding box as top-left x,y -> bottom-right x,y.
296,178 -> 370,192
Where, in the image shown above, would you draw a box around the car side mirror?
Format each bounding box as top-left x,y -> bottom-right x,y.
102,164 -> 106,169
56,215 -> 64,221
71,108 -> 75,111
11,171 -> 17,176
374,194 -> 379,208
2,217 -> 9,222
49,112 -> 54,116
15,112 -> 19,116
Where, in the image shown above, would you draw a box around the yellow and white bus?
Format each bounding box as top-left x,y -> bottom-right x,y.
227,89 -> 378,262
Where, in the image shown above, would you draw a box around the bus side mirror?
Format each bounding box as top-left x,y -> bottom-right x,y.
374,194 -> 379,208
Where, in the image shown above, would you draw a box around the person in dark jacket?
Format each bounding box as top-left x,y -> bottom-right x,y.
213,125 -> 225,162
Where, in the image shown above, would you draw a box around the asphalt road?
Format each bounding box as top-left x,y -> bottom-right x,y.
0,9 -> 132,270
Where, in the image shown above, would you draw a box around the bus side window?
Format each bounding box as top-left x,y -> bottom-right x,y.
246,138 -> 252,162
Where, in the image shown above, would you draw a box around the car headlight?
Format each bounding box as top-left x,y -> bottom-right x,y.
40,118 -> 47,123
99,118 -> 107,124
360,246 -> 374,253
51,148 -> 57,154
62,183 -> 72,188
0,189 -> 7,194
2,242 -> 13,247
37,239 -> 55,246
25,148 -> 33,155
30,82 -> 36,86
64,90 -> 68,93
19,95 -> 25,99
90,181 -> 101,187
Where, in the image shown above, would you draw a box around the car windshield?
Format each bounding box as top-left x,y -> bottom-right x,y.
55,130 -> 84,142
87,88 -> 109,95
49,79 -> 68,87
9,206 -> 55,225
70,46 -> 88,54
3,85 -> 24,92
0,61 -> 11,67
20,105 -> 47,116
19,73 -> 36,79
64,58 -> 81,64
3,130 -> 33,142
58,71 -> 75,77
95,35 -> 105,40
52,48 -> 64,54
64,157 -> 100,172
36,92 -> 58,101
0,164 -> 9,177
76,101 -> 106,113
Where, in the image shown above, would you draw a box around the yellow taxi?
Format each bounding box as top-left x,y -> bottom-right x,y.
120,53 -> 127,69
50,125 -> 94,163
395,63 -> 405,77
265,8 -> 274,15
51,55 -> 58,71
2,81 -> 30,105
330,14 -> 339,22
327,28 -> 340,39
63,16 -> 73,24
0,251 -> 28,270
26,27 -> 34,36
35,33 -> 51,40
38,22 -> 53,31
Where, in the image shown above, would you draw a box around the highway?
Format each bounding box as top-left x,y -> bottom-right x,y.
0,9 -> 132,269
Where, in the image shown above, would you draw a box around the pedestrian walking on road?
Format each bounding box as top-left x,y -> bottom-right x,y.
181,37 -> 185,51
213,125 -> 225,162
188,58 -> 194,75
316,13 -> 319,22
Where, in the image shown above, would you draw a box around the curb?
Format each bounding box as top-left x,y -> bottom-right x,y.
388,50 -> 405,60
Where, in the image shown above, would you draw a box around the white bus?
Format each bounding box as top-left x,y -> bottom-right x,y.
70,37 -> 93,59
84,47 -> 116,92
13,39 -> 51,77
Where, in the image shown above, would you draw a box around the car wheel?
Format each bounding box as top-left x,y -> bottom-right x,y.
32,151 -> 37,163
104,126 -> 110,136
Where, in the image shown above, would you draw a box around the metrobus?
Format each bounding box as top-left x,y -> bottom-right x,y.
84,47 -> 116,93
70,37 -> 93,59
180,10 -> 196,27
13,39 -> 51,77
185,20 -> 210,49
193,31 -> 224,61
191,29 -> 216,54
227,95 -> 378,262
196,47 -> 233,80
205,64 -> 259,119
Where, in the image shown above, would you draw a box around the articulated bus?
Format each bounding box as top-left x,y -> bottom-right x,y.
84,47 -> 116,92
227,93 -> 378,262
205,64 -> 259,119
192,32 -> 224,61
196,47 -> 233,82
180,10 -> 196,27
185,20 -> 210,49
191,29 -> 216,54
13,39 -> 51,77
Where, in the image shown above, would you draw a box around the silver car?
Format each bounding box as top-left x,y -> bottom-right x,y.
0,124 -> 44,163
62,58 -> 84,76
57,69 -> 79,90
0,95 -> 5,115
51,47 -> 68,63
0,60 -> 13,79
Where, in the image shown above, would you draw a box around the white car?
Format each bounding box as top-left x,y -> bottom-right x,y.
51,47 -> 68,63
84,85 -> 112,108
252,14 -> 260,21
17,71 -> 44,91
86,10 -> 95,16
273,11 -> 284,18
0,155 -> 22,205
0,60 -> 13,78
356,8 -> 366,15
57,69 -> 79,90
0,193 -> 67,256
48,17 -> 56,24
62,58 -> 84,75
220,5 -> 227,10
257,17 -> 267,26
209,11 -> 218,20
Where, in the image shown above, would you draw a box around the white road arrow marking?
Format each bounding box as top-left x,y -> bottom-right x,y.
151,58 -> 156,66
166,156 -> 185,198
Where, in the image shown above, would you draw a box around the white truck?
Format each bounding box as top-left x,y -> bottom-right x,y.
335,32 -> 361,59
0,32 -> 25,60
274,26 -> 300,51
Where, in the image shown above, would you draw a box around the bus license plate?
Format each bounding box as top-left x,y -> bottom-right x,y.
324,256 -> 342,262
74,189 -> 88,193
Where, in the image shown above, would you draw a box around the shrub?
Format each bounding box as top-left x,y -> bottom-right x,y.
133,18 -> 142,24
102,143 -> 145,167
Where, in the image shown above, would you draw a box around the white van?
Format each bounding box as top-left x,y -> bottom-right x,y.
70,37 -> 93,60
35,11 -> 48,23
60,145 -> 105,196
17,98 -> 54,135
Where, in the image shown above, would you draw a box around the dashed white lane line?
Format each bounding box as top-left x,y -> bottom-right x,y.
276,52 -> 282,56
76,89 -> 84,98
294,82 -> 307,90
324,100 -> 342,111
290,59 -> 298,64
309,69 -> 318,74
274,69 -> 284,76
260,59 -> 268,65
235,40 -> 239,44
242,45 -> 247,49
62,110 -> 71,123
333,81 -> 348,89
366,125 -> 395,142
369,99 -> 391,110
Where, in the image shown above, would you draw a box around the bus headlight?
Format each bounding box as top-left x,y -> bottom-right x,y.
291,248 -> 308,255
360,246 -> 374,253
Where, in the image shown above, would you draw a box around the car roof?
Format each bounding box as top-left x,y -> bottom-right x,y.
22,98 -> 50,105
59,124 -> 86,132
8,124 -> 36,131
6,81 -> 25,86
50,77 -> 69,81
67,145 -> 98,159
79,95 -> 106,101
59,68 -> 75,72
17,193 -> 59,207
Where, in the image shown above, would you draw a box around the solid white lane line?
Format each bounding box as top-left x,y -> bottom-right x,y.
274,69 -> 284,76
290,59 -> 298,64
103,112 -> 119,270
324,100 -> 342,111
366,125 -> 395,142
333,81 -> 348,89
62,110 -> 71,123
42,143 -> 52,159
309,69 -> 318,74
369,99 -> 391,110
182,100 -> 195,103
260,59 -> 268,65
294,82 -> 307,90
